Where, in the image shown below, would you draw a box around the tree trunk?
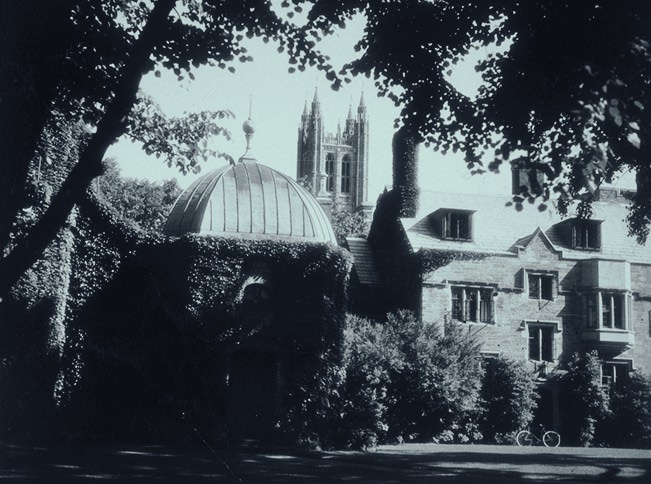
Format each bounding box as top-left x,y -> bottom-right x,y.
0,0 -> 76,253
0,0 -> 178,300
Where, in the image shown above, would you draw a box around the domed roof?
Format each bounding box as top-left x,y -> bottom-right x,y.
163,161 -> 337,244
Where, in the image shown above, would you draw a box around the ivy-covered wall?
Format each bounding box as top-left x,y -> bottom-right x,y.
2,193 -> 352,446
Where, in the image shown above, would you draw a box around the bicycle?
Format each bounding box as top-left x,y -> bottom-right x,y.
515,427 -> 561,447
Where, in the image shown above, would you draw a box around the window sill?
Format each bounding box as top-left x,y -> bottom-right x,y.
452,319 -> 495,325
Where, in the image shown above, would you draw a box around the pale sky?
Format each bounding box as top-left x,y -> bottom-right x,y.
107,7 -> 635,202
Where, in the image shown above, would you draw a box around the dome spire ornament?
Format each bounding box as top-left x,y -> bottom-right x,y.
239,95 -> 257,163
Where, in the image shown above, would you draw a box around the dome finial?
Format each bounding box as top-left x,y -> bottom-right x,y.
240,95 -> 257,163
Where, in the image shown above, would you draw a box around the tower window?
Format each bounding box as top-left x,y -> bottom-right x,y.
341,155 -> 351,193
572,220 -> 601,250
442,210 -> 472,241
325,153 -> 335,192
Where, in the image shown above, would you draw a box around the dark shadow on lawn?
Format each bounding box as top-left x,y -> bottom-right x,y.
1,444 -> 650,483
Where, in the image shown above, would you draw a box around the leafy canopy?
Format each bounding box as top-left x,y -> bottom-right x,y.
286,0 -> 651,242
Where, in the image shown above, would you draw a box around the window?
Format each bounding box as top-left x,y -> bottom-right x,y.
586,291 -> 629,330
572,220 -> 601,250
442,210 -> 472,241
325,153 -> 335,192
586,296 -> 598,328
528,273 -> 555,300
601,361 -> 631,388
451,286 -> 494,323
341,155 -> 351,193
528,324 -> 554,362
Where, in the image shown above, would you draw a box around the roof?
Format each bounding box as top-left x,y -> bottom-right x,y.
163,161 -> 337,244
346,237 -> 382,285
400,189 -> 651,265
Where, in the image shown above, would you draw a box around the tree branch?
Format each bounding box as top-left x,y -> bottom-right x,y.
0,0 -> 178,300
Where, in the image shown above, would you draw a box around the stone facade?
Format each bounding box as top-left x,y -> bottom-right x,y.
350,183 -> 651,428
296,90 -> 373,217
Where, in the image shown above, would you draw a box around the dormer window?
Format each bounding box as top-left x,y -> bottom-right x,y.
442,210 -> 473,241
572,219 -> 601,250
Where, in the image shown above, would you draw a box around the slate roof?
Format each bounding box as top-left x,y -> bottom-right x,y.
346,237 -> 382,285
400,189 -> 651,265
163,161 -> 337,244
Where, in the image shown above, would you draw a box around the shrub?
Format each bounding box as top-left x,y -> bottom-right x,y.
599,371 -> 651,449
481,357 -> 538,441
337,311 -> 484,448
559,351 -> 610,446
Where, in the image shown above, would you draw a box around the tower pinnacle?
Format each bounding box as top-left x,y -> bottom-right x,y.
311,87 -> 321,116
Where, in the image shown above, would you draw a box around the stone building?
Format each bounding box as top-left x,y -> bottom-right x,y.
296,89 -> 373,218
349,172 -> 651,428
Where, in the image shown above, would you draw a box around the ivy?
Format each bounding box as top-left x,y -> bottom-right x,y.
418,249 -> 491,277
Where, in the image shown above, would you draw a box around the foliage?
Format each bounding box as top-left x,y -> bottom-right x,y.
96,159 -> 181,233
127,93 -> 235,171
56,233 -> 352,444
330,195 -> 369,245
559,351 -> 610,446
1,0 -> 340,298
599,371 -> 651,449
336,311 -> 484,448
481,356 -> 538,442
294,0 -> 651,242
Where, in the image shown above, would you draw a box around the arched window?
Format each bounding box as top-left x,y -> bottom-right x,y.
241,283 -> 272,330
341,155 -> 351,193
325,153 -> 335,192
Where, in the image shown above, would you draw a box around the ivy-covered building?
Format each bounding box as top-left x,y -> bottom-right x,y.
349,173 -> 651,429
1,118 -> 351,446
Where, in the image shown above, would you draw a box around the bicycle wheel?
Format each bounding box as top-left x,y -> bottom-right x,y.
543,431 -> 561,447
516,430 -> 534,446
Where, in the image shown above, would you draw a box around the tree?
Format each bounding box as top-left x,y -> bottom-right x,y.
330,195 -> 369,245
560,351 -> 610,446
294,1 -> 650,240
0,0 -> 338,299
599,371 -> 651,449
481,356 -> 538,441
96,160 -> 181,233
338,311 -> 484,447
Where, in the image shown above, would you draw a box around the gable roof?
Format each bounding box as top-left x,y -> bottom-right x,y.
511,227 -> 560,255
346,237 -> 382,285
400,189 -> 651,265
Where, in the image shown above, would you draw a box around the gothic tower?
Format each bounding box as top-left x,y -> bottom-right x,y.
297,89 -> 372,217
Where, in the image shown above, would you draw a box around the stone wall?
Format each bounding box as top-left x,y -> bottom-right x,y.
420,233 -> 651,374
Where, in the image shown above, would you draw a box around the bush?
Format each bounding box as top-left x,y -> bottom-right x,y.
337,311 -> 484,448
560,351 -> 610,446
481,357 -> 538,442
599,371 -> 651,449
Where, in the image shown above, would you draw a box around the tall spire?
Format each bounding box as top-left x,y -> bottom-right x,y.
357,91 -> 367,119
311,87 -> 321,117
302,98 -> 309,117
